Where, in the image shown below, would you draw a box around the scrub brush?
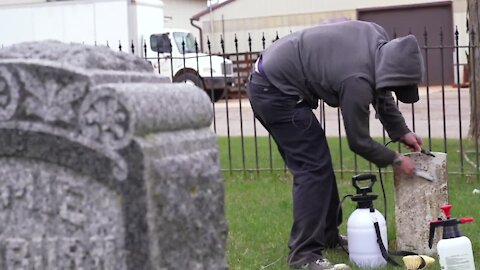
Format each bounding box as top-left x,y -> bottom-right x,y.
402,255 -> 435,270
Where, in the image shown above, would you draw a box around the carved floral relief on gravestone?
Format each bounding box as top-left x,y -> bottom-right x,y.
0,61 -> 132,181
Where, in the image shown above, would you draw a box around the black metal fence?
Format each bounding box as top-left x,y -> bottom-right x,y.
5,27 -> 476,178
120,27 -> 480,178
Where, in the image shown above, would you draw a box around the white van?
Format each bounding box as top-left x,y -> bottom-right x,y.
149,29 -> 233,102
0,0 -> 234,101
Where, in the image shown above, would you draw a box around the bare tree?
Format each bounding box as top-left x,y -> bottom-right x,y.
468,0 -> 480,140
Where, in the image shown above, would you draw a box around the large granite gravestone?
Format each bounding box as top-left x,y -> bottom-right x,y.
0,41 -> 228,269
394,152 -> 448,255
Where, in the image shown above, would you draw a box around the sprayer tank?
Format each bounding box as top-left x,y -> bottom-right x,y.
347,208 -> 388,269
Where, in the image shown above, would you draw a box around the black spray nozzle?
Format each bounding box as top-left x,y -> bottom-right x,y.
428,205 -> 474,248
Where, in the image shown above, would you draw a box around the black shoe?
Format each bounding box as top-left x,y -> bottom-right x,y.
292,258 -> 335,270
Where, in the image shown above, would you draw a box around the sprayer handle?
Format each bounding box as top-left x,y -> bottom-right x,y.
441,205 -> 452,218
428,219 -> 442,249
352,174 -> 377,181
352,173 -> 376,193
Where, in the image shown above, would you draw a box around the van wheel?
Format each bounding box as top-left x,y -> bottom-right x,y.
204,88 -> 226,102
173,73 -> 225,102
173,72 -> 205,89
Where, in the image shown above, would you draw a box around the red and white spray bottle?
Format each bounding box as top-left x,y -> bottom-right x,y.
428,204 -> 475,270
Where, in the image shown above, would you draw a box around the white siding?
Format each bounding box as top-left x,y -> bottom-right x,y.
203,0 -> 456,20
199,0 -> 468,54
162,0 -> 205,40
0,0 -> 131,46
0,0 -> 45,5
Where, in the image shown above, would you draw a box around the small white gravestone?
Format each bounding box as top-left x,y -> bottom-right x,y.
394,152 -> 448,255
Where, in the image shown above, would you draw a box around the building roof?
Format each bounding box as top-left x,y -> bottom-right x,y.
190,0 -> 236,20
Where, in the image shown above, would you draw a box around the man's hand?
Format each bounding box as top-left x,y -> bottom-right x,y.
392,154 -> 416,177
399,132 -> 422,152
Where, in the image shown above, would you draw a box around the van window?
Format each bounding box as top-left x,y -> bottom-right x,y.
172,32 -> 197,53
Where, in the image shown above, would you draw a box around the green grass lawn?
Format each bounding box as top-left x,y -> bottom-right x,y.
219,136 -> 480,269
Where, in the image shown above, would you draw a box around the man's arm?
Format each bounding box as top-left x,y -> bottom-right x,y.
339,76 -> 418,175
373,90 -> 410,141
339,76 -> 398,167
374,88 -> 423,151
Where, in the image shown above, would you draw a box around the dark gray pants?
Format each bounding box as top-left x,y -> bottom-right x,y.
247,72 -> 341,267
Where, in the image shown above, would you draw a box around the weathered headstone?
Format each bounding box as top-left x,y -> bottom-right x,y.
394,152 -> 448,255
0,41 -> 228,269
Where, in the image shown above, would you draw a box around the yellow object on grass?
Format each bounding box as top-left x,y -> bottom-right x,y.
402,255 -> 435,270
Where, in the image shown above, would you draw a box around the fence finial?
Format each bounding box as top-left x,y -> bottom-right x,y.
234,34 -> 238,51
220,34 -> 225,52
207,36 -> 212,53
144,40 -> 147,58
262,32 -> 266,49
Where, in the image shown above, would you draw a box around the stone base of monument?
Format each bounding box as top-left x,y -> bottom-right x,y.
394,152 -> 448,256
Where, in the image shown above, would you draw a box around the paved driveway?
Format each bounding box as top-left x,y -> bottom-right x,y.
211,86 -> 471,139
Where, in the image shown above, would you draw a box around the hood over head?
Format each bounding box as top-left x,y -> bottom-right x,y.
375,34 -> 425,103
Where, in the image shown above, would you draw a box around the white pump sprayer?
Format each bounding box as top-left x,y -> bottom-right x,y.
347,174 -> 388,269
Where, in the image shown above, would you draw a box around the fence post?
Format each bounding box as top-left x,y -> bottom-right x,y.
424,27 -> 431,149
248,33 -> 260,174
261,32 -> 274,172
234,34 -> 246,172
182,39 -> 186,82
455,26 -> 465,174
440,28 -> 448,153
220,35 -> 233,173
207,36 -> 217,133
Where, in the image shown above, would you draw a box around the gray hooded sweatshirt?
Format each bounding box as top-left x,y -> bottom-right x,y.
261,21 -> 424,167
